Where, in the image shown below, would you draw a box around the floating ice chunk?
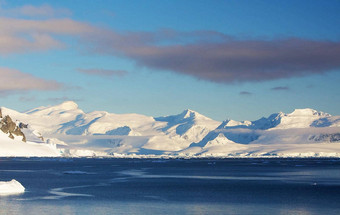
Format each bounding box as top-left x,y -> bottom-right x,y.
0,179 -> 25,195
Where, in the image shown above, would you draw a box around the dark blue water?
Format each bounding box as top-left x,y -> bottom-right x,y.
1,158 -> 340,215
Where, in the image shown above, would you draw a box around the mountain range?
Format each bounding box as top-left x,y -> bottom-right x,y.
0,101 -> 339,157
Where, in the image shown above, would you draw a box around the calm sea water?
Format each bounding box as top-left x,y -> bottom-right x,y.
0,158 -> 340,215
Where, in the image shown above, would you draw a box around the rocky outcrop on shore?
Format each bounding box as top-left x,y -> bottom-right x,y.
0,109 -> 26,142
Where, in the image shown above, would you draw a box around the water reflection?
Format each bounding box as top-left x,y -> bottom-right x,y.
2,200 -> 336,215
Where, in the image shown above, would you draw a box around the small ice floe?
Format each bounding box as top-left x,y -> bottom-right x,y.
44,187 -> 92,200
0,179 -> 25,195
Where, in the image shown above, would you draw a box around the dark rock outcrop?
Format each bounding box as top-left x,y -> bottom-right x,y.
0,115 -> 26,142
309,133 -> 340,142
0,115 -> 16,133
19,122 -> 28,129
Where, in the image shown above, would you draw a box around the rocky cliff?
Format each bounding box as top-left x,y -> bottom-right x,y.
0,109 -> 26,142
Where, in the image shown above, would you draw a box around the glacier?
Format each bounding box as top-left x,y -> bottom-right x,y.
0,101 -> 339,158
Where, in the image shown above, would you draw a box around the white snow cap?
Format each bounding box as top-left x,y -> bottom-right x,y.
289,108 -> 330,117
57,101 -> 79,110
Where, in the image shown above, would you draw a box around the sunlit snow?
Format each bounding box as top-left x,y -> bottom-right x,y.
0,101 -> 339,158
0,179 -> 25,195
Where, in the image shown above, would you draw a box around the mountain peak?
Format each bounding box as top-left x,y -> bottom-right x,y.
180,109 -> 198,119
25,101 -> 82,116
155,109 -> 214,123
217,119 -> 252,129
289,108 -> 330,117
57,101 -> 79,110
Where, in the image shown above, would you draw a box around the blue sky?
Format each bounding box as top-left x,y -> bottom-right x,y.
0,0 -> 339,121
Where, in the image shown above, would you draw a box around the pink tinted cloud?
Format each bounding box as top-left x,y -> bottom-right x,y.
0,18 -> 95,34
46,96 -> 82,103
0,17 -> 96,55
111,38 -> 340,83
240,91 -> 252,95
0,4 -> 72,17
77,68 -> 128,77
0,33 -> 64,54
1,5 -> 339,84
0,67 -> 63,93
87,29 -> 340,83
271,86 -> 290,91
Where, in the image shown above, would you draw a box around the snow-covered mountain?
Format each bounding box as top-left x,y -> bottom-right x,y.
0,101 -> 220,156
0,108 -> 60,157
0,101 -> 339,157
187,108 -> 340,157
155,109 -> 220,143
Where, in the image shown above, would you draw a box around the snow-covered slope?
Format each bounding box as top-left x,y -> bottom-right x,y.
0,102 -> 339,158
188,109 -> 340,157
1,102 -> 220,155
0,110 -> 60,157
155,109 -> 220,143
213,109 -> 340,131
274,108 -> 340,129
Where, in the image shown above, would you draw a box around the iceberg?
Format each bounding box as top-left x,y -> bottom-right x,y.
0,179 -> 25,195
